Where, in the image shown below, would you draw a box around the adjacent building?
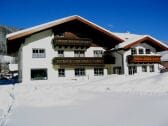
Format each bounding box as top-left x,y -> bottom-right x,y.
6,15 -> 168,84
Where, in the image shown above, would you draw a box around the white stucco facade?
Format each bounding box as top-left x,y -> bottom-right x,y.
121,43 -> 160,75
18,30 -> 108,84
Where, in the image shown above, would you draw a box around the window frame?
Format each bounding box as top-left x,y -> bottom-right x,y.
94,50 -> 103,57
146,49 -> 151,54
58,69 -> 65,77
142,65 -> 147,72
138,48 -> 144,54
31,68 -> 48,80
149,65 -> 155,72
75,68 -> 86,76
32,48 -> 46,58
58,50 -> 64,57
74,50 -> 85,57
131,48 -> 137,55
94,68 -> 104,76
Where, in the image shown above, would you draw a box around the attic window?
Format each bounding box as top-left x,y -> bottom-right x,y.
131,48 -> 137,55
139,48 -> 144,54
146,49 -> 151,54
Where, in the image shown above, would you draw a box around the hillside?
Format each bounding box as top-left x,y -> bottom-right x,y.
0,25 -> 19,55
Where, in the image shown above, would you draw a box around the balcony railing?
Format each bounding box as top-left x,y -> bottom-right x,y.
52,57 -> 108,67
53,37 -> 92,48
127,55 -> 161,64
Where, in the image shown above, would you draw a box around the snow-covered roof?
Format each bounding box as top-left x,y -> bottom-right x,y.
112,32 -> 143,40
113,32 -> 168,51
6,15 -> 123,42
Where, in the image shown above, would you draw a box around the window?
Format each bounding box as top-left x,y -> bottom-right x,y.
75,68 -> 85,76
94,50 -> 103,57
31,69 -> 47,80
58,50 -> 64,57
58,69 -> 65,77
94,68 -> 104,76
32,48 -> 45,58
146,49 -> 151,54
128,66 -> 137,75
74,50 -> 85,57
142,65 -> 147,72
139,48 -> 144,54
131,48 -> 137,55
149,65 -> 155,72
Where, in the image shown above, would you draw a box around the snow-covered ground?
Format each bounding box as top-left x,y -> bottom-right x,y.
1,73 -> 168,126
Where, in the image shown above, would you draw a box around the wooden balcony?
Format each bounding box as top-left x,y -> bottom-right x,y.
53,56 -> 116,67
53,37 -> 92,48
127,55 -> 161,64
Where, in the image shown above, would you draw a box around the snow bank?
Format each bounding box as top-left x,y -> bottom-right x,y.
7,93 -> 168,126
1,72 -> 168,126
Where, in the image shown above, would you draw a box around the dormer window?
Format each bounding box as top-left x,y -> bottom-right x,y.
139,48 -> 144,54
146,49 -> 151,54
131,48 -> 137,55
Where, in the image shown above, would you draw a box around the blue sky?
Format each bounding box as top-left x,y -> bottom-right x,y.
1,0 -> 168,43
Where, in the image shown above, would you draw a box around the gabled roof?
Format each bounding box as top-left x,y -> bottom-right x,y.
6,15 -> 123,42
115,33 -> 168,51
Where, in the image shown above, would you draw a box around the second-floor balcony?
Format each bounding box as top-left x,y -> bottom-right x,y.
53,37 -> 92,48
52,57 -> 115,67
127,55 -> 161,64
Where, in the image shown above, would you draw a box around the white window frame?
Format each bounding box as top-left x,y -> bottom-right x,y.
58,69 -> 65,77
94,68 -> 104,76
31,68 -> 48,80
74,50 -> 85,57
128,66 -> 137,75
131,48 -> 137,55
94,50 -> 103,57
149,65 -> 155,72
142,65 -> 147,72
58,50 -> 64,57
75,68 -> 85,76
138,48 -> 144,54
32,48 -> 46,58
146,49 -> 151,54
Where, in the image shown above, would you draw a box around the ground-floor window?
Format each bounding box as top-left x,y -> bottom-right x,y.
31,69 -> 47,80
142,65 -> 147,72
128,66 -> 137,75
94,68 -> 104,76
113,67 -> 122,74
149,65 -> 155,72
58,69 -> 65,77
75,68 -> 85,76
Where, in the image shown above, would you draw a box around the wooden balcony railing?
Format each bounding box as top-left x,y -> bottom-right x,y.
127,55 -> 161,64
53,57 -> 105,67
53,37 -> 92,48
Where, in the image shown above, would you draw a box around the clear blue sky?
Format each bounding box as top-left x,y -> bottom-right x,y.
1,0 -> 168,43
